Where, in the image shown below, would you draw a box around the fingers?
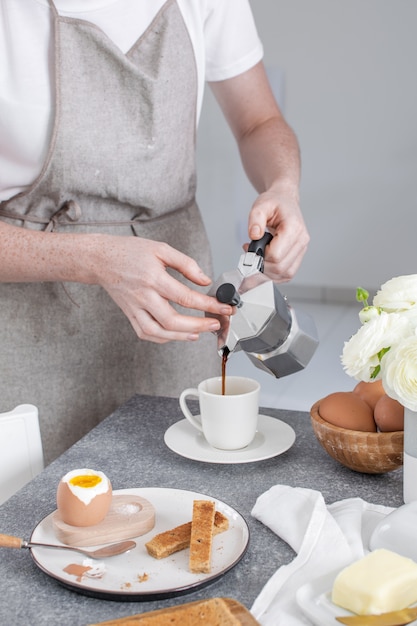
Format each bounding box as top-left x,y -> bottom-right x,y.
247,191 -> 281,242
248,208 -> 268,242
263,252 -> 304,283
99,237 -> 233,344
113,288 -> 225,344
141,261 -> 232,318
246,191 -> 309,282
263,224 -> 309,281
155,243 -> 213,287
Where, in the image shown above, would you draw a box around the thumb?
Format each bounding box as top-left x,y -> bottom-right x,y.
248,208 -> 267,241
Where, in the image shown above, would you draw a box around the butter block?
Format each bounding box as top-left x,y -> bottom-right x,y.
332,548 -> 417,615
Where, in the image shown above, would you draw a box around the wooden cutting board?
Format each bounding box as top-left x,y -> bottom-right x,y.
89,597 -> 260,625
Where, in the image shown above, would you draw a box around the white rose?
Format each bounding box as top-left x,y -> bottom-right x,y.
402,307 -> 417,327
382,335 -> 417,411
341,312 -> 411,381
373,275 -> 417,312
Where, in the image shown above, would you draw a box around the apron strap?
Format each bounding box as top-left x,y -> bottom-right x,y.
47,0 -> 58,17
0,199 -> 195,232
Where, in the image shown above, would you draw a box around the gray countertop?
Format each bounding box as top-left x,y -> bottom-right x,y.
0,394 -> 404,625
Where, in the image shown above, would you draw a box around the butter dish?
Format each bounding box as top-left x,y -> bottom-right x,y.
369,501 -> 417,561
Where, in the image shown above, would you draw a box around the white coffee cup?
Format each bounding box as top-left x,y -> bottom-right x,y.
179,376 -> 260,450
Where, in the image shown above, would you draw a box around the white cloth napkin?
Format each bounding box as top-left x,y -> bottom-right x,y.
250,485 -> 394,626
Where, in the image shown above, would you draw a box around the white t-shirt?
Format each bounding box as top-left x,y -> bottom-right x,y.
0,0 -> 263,200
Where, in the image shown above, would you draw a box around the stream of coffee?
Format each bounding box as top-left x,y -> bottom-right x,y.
221,348 -> 229,395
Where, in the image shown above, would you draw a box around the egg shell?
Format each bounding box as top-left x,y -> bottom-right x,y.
57,475 -> 112,527
374,395 -> 404,432
353,380 -> 386,410
319,391 -> 377,432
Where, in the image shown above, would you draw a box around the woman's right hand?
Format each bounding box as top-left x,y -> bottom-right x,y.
0,222 -> 232,344
93,235 -> 232,344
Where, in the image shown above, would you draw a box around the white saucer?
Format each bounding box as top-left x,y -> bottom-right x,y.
164,414 -> 296,464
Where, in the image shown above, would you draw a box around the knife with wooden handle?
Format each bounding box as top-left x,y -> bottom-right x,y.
336,606 -> 417,625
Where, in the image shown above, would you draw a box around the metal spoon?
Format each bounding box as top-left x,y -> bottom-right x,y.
0,533 -> 136,559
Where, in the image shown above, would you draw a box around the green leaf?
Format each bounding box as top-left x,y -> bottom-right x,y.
370,347 -> 391,379
377,346 -> 391,361
370,365 -> 380,379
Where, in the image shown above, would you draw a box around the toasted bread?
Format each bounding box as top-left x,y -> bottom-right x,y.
89,597 -> 246,625
189,499 -> 216,574
145,509 -> 228,560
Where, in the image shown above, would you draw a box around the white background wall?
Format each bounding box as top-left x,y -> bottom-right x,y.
196,0 -> 417,299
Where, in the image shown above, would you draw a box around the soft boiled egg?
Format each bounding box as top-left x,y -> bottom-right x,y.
56,469 -> 112,527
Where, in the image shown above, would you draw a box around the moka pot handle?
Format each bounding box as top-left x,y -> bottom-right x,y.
247,232 -> 273,267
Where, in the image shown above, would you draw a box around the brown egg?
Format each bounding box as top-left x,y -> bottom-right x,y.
353,379 -> 386,410
56,469 -> 112,527
319,391 -> 377,432
374,395 -> 404,432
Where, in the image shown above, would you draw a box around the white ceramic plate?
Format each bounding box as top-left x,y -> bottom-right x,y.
30,487 -> 249,601
296,570 -> 417,626
164,414 -> 295,464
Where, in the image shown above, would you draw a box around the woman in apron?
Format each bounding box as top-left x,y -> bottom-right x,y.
0,0 -> 309,464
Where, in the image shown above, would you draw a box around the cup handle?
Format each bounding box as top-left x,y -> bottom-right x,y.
179,388 -> 203,432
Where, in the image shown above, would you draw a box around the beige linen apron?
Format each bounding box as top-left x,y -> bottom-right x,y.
0,0 -> 218,464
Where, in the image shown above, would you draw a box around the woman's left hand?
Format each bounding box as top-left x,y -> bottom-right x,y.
211,61 -> 309,284
246,183 -> 310,282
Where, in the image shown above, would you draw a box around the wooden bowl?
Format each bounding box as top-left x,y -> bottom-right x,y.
310,400 -> 403,474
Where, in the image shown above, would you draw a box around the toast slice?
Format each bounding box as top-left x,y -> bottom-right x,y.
189,499 -> 216,574
89,597 -> 247,625
145,509 -> 228,560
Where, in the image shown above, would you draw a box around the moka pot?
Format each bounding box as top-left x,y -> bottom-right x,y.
209,233 -> 319,378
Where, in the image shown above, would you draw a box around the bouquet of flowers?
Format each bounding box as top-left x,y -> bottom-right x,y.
341,275 -> 417,412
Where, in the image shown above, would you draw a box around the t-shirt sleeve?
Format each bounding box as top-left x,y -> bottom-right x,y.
203,0 -> 264,82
